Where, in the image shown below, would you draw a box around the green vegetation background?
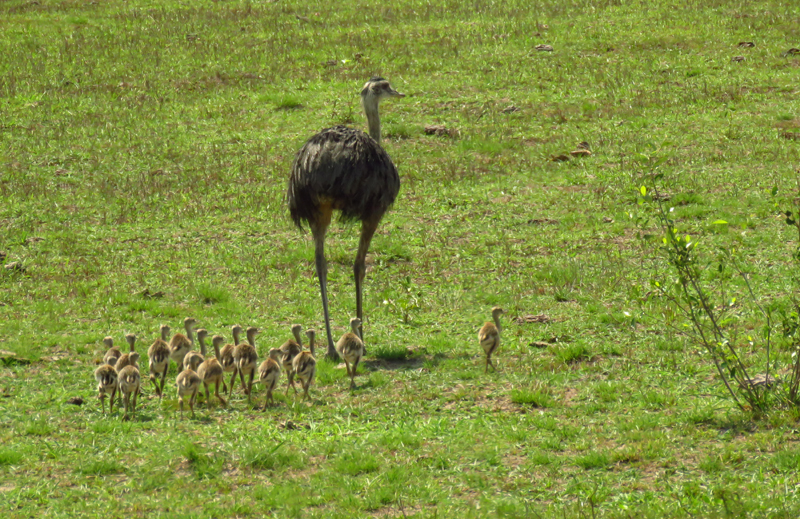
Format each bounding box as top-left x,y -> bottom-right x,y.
1,0 -> 800,517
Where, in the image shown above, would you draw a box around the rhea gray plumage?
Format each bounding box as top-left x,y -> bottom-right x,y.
287,77 -> 404,358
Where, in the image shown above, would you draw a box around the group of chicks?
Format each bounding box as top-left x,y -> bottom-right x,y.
92,316 -> 366,420
93,305 -> 503,420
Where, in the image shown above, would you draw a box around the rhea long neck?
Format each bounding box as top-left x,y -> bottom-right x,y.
493,314 -> 502,335
363,95 -> 382,142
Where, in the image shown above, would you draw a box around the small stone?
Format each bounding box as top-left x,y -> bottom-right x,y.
516,314 -> 552,324
737,41 -> 755,48
66,396 -> 84,406
4,262 -> 25,273
551,154 -> 570,162
536,44 -> 554,52
424,125 -> 457,137
731,55 -> 745,62
570,149 -> 592,157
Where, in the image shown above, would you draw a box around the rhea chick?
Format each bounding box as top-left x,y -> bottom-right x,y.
176,364 -> 202,419
94,362 -> 118,415
336,319 -> 365,389
292,346 -> 316,402
258,348 -> 282,410
147,324 -> 171,399
220,325 -> 242,396
233,326 -> 259,402
169,317 -> 198,373
118,353 -> 142,421
115,333 -> 139,371
182,328 -> 208,374
197,335 -> 227,408
478,307 -> 504,373
279,324 -> 304,394
102,336 -> 121,367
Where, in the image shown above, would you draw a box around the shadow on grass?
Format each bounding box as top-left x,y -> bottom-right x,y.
362,351 -> 448,372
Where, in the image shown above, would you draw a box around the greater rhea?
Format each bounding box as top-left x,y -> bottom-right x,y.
478,307 -> 504,373
287,77 -> 404,358
147,324 -> 171,399
169,317 -> 198,373
336,318 -> 365,389
233,326 -> 259,403
258,348 -> 282,409
197,335 -> 227,408
118,352 -> 141,420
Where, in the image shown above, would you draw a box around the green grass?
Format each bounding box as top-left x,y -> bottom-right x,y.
2,0 -> 800,516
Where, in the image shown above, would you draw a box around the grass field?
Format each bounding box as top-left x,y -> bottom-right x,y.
2,0 -> 800,516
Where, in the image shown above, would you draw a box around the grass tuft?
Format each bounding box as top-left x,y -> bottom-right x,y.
0,449 -> 23,466
195,283 -> 230,305
183,442 -> 222,479
242,444 -> 306,471
510,388 -> 555,408
334,450 -> 381,476
574,451 -> 611,470
79,459 -> 125,476
555,343 -> 594,364
24,419 -> 52,437
371,345 -> 410,362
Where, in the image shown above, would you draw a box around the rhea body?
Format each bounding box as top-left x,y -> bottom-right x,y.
258,348 -> 282,409
287,77 -> 404,358
233,326 -> 259,402
478,307 -> 504,373
147,324 -> 171,399
336,318 -> 365,389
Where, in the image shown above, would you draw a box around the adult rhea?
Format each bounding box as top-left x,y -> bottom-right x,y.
287,77 -> 404,358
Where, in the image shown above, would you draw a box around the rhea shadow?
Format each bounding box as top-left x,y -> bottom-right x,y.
361,351 -> 446,372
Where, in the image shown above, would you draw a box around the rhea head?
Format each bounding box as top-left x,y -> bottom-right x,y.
361,76 -> 405,102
